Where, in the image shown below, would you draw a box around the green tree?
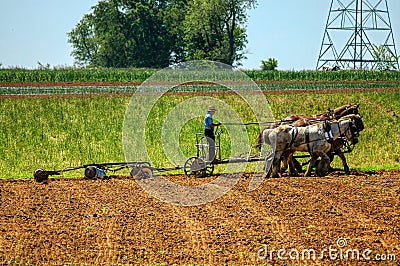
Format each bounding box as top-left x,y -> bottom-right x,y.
260,58 -> 278,70
68,14 -> 98,67
68,0 -> 187,68
68,0 -> 255,68
183,0 -> 257,66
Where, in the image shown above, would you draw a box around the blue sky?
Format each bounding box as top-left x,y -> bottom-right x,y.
0,0 -> 399,70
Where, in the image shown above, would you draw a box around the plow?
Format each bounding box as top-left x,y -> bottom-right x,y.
33,162 -> 181,183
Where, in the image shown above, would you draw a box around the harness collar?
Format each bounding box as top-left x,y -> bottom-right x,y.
286,127 -> 298,150
323,121 -> 333,143
324,130 -> 334,142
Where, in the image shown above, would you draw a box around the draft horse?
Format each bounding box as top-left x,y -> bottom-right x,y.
262,116 -> 360,178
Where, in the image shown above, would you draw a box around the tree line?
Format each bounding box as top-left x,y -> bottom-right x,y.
68,0 -> 257,68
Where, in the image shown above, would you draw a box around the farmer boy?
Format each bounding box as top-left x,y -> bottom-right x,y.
204,105 -> 221,162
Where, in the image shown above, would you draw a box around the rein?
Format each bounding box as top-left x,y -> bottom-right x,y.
222,121 -> 276,126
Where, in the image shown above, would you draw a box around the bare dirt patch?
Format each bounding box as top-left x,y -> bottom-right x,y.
1,171 -> 399,265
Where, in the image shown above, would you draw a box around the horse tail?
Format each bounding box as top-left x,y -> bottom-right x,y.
254,132 -> 263,150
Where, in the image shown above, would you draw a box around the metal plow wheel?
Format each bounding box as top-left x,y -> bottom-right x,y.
84,166 -> 106,180
131,166 -> 153,180
184,156 -> 214,178
34,168 -> 52,183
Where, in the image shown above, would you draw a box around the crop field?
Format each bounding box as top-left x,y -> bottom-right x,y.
0,76 -> 399,264
2,68 -> 400,83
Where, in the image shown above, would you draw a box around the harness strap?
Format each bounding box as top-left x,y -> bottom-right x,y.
324,121 -> 334,143
324,131 -> 334,142
305,126 -> 311,152
289,127 -> 298,148
285,127 -> 298,150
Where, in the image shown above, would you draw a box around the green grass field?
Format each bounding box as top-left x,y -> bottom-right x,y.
1,89 -> 399,179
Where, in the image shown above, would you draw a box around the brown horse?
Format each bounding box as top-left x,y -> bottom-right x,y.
281,104 -> 360,124
255,104 -> 360,150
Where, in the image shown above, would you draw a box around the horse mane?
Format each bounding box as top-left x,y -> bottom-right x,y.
336,104 -> 359,118
333,104 -> 351,114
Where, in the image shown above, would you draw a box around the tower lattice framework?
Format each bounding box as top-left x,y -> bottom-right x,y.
317,0 -> 399,70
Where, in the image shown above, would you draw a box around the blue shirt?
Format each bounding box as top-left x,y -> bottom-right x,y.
204,112 -> 213,130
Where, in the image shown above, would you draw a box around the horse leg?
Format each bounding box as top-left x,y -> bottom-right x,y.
271,151 -> 283,178
316,153 -> 330,177
264,151 -> 274,178
287,152 -> 300,176
293,157 -> 303,173
281,150 -> 295,175
335,149 -> 350,174
305,154 -> 318,177
280,150 -> 289,174
327,152 -> 335,172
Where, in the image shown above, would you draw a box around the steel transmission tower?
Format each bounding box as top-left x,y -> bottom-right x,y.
317,0 -> 399,70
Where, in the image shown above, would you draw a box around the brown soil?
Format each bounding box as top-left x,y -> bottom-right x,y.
1,171 -> 399,265
1,82 -> 399,264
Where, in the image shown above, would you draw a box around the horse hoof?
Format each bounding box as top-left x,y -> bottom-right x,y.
344,166 -> 350,175
289,171 -> 300,177
316,170 -> 327,177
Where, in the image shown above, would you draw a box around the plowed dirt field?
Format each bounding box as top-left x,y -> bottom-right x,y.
1,171 -> 399,265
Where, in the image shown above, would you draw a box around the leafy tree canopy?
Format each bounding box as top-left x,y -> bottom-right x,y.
184,0 -> 256,66
68,0 -> 257,68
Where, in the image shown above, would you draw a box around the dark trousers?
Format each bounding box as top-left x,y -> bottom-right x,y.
204,129 -> 215,161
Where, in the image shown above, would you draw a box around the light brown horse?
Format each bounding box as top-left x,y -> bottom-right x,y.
262,117 -> 359,178
325,114 -> 364,173
282,114 -> 364,175
255,104 -> 360,174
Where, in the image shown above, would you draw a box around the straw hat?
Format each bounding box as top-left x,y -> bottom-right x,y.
208,106 -> 216,112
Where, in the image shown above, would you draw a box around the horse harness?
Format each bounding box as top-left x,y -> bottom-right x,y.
284,127 -> 299,151
323,121 -> 334,143
300,121 -> 345,151
281,119 -> 359,153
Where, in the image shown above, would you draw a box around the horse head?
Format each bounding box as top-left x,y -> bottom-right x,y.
339,114 -> 364,131
352,113 -> 364,131
337,114 -> 363,145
